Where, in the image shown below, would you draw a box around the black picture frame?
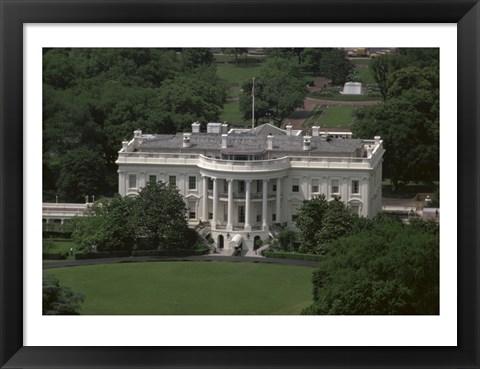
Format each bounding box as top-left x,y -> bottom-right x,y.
1,0 -> 479,368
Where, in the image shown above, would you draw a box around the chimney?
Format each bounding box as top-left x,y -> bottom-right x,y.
366,147 -> 373,158
374,136 -> 381,146
191,121 -> 201,133
133,129 -> 142,149
122,140 -> 129,152
286,124 -> 292,136
267,134 -> 273,150
303,135 -> 311,151
221,134 -> 228,149
312,126 -> 320,137
183,133 -> 191,148
222,122 -> 229,134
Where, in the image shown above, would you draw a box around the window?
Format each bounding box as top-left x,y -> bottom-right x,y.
208,212 -> 213,220
292,178 -> 299,193
224,180 -> 228,192
188,203 -> 196,219
350,204 -> 360,215
331,179 -> 339,194
149,175 -> 157,184
208,178 -> 213,190
239,180 -> 245,193
352,180 -> 360,194
256,214 -> 261,222
169,175 -> 176,187
257,180 -> 262,193
129,174 -> 137,189
189,176 -> 197,190
312,179 -> 319,193
238,205 -> 245,223
272,184 -> 277,192
272,214 -> 276,221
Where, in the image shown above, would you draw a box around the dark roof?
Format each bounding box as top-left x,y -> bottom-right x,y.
138,124 -> 363,156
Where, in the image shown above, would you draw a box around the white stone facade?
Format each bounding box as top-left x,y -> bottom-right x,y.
116,123 -> 384,252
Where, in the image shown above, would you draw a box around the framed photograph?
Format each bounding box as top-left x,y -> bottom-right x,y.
1,0 -> 479,368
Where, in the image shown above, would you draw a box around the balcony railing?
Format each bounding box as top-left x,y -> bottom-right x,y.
116,152 -> 200,165
198,155 -> 290,172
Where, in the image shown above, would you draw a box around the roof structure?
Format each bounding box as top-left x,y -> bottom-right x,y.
137,123 -> 364,156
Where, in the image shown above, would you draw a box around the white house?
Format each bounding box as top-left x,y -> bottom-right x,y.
116,122 -> 384,252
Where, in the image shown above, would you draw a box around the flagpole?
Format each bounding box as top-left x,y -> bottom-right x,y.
251,77 -> 255,130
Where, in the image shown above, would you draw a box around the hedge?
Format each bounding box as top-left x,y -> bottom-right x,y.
132,248 -> 210,257
75,251 -> 131,260
43,231 -> 73,239
43,253 -> 68,260
74,247 -> 211,260
263,251 -> 324,262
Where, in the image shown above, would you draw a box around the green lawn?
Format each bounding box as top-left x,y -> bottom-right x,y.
45,261 -> 314,315
216,64 -> 264,85
220,100 -> 250,126
308,91 -> 381,102
304,105 -> 358,129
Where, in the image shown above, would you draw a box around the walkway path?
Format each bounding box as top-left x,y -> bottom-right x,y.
43,254 -> 320,270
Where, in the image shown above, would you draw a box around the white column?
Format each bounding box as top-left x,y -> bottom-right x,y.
244,180 -> 251,231
262,179 -> 269,230
118,170 -> 126,195
227,179 -> 233,231
212,178 -> 218,230
276,177 -> 281,223
202,176 -> 208,221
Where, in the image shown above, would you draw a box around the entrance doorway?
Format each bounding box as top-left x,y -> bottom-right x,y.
217,235 -> 224,249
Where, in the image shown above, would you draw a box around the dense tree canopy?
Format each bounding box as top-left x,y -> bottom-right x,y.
302,218 -> 439,315
301,48 -> 354,85
239,57 -> 308,126
43,274 -> 85,315
72,181 -> 195,252
352,48 -> 439,189
43,48 -> 226,199
294,195 -> 367,254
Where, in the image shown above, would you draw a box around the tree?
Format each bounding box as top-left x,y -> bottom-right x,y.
294,194 -> 363,254
56,146 -> 106,202
239,57 -> 308,126
371,55 -> 391,101
181,48 -> 214,70
148,65 -> 227,132
71,195 -> 136,252
353,65 -> 439,190
270,228 -> 298,252
43,274 -> 85,315
302,219 -> 439,315
222,48 -> 249,64
133,181 -> 190,249
301,48 -> 354,85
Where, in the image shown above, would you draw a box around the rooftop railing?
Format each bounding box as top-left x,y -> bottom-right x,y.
116,149 -> 383,170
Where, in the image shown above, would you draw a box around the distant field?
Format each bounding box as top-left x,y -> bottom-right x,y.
216,64 -> 264,85
43,240 -> 78,254
304,105 -> 358,129
45,261 -> 314,315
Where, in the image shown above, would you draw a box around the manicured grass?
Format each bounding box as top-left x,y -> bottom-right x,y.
216,64 -> 264,85
220,101 -> 250,126
355,65 -> 377,85
45,261 -> 314,315
319,105 -> 358,127
304,105 -> 358,129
